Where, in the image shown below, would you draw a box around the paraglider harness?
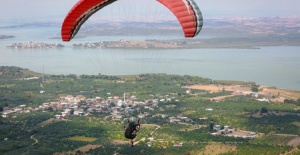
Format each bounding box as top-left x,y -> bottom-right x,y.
124,119 -> 140,140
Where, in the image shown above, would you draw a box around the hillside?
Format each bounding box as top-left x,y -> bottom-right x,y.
0,66 -> 299,154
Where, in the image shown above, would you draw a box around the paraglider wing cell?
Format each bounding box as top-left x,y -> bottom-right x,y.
61,0 -> 117,42
156,0 -> 203,37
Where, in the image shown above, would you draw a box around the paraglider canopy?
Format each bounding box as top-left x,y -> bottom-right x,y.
61,0 -> 203,41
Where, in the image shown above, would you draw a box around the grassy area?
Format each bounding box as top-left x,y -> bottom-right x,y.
66,136 -> 98,142
292,122 -> 300,127
260,86 -> 300,100
251,134 -> 297,146
21,69 -> 45,77
214,80 -> 254,86
38,118 -> 55,126
0,84 -> 15,88
201,143 -> 237,155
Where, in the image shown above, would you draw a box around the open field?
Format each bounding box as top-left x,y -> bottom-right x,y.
292,122 -> 300,127
185,84 -> 252,93
185,84 -> 300,100
201,143 -> 236,155
38,118 -> 55,126
66,136 -> 97,142
54,144 -> 103,155
252,134 -> 298,146
259,86 -> 300,100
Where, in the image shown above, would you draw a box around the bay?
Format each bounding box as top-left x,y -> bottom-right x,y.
0,27 -> 299,90
0,45 -> 299,90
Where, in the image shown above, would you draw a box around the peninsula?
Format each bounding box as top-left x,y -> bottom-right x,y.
0,35 -> 15,39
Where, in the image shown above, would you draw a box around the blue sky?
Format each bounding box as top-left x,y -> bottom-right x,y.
1,0 -> 300,22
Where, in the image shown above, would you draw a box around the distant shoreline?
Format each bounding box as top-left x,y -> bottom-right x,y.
6,37 -> 300,50
0,35 -> 15,40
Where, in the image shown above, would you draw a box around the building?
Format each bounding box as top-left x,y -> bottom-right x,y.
213,125 -> 222,131
2,113 -> 8,118
173,142 -> 183,147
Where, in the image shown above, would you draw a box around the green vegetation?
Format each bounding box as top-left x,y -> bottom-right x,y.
252,134 -> 297,146
67,136 -> 98,142
0,66 -> 299,155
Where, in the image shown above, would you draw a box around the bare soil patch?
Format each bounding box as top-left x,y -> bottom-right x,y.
67,136 -> 97,142
210,94 -> 236,101
111,139 -> 129,145
259,86 -> 300,100
288,136 -> 300,147
185,84 -> 251,93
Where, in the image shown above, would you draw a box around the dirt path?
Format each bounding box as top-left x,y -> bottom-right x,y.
288,136 -> 300,147
184,84 -> 251,93
30,134 -> 38,145
210,94 -> 236,101
134,137 -> 146,145
283,148 -> 299,155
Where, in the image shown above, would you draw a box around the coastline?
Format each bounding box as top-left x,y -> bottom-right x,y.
4,38 -> 300,50
0,35 -> 15,40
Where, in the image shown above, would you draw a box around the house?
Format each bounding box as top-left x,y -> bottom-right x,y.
199,117 -> 208,120
74,110 -> 84,116
211,132 -> 222,136
160,99 -> 165,102
169,117 -> 181,123
166,104 -> 177,108
186,89 -> 191,94
114,115 -> 123,119
224,126 -> 235,132
161,114 -> 168,119
183,118 -> 193,122
66,95 -> 75,102
76,95 -> 86,101
173,142 -> 183,147
270,97 -> 285,103
146,142 -> 152,147
138,114 -> 145,118
14,108 -> 22,113
2,113 -> 8,118
256,98 -> 270,102
19,105 -> 26,108
61,112 -> 69,117
213,125 -> 222,131
55,115 -> 62,119
148,137 -> 154,141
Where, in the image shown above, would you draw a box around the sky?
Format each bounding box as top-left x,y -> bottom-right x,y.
0,0 -> 300,23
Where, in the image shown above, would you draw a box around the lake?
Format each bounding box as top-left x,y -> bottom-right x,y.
0,27 -> 300,90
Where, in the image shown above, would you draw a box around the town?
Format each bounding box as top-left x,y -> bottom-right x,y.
3,82 -> 285,142
6,42 -> 65,49
72,39 -> 185,49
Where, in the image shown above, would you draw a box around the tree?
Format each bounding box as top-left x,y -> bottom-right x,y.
251,84 -> 259,92
261,107 -> 268,114
209,123 -> 214,131
48,107 -> 53,112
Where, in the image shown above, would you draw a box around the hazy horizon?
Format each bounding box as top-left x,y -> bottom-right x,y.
1,0 -> 300,23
